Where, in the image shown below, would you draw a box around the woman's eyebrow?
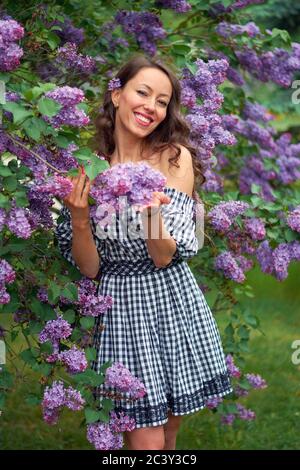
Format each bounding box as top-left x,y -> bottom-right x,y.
139,83 -> 170,98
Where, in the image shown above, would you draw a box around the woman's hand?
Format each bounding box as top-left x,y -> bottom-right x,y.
62,166 -> 92,226
136,191 -> 171,217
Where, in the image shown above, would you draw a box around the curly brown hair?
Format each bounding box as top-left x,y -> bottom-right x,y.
90,54 -> 206,200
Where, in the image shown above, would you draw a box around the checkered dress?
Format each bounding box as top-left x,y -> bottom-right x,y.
55,187 -> 233,428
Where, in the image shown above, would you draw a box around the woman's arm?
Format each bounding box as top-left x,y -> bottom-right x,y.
63,167 -> 100,279
71,218 -> 100,279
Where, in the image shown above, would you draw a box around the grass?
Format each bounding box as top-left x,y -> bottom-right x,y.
1,263 -> 300,449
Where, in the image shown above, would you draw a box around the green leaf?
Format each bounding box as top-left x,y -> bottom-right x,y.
37,97 -> 61,117
237,325 -> 250,340
80,317 -> 95,330
2,102 -> 33,123
172,44 -> 191,56
30,298 -> 56,321
19,348 -> 37,366
85,347 -> 97,361
25,394 -> 41,405
22,117 -> 49,141
63,309 -> 76,324
3,175 -> 18,192
84,408 -> 102,424
0,166 -> 13,177
46,31 -> 60,50
47,281 -> 62,304
61,283 -> 78,302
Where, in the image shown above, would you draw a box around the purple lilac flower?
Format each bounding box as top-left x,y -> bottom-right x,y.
214,251 -> 246,283
236,403 -> 256,421
225,354 -> 241,378
75,278 -> 113,317
205,396 -> 223,409
246,373 -> 267,389
244,218 -> 266,240
105,362 -> 147,399
49,17 -> 85,45
114,11 -> 167,56
109,410 -> 136,433
42,381 -> 85,425
180,58 -> 236,180
208,201 -> 250,232
108,78 -> 122,91
155,0 -> 192,13
7,203 -> 33,239
39,315 -> 72,354
89,162 -> 167,224
243,101 -> 274,123
42,86 -> 89,129
0,259 -> 16,285
33,175 -> 73,200
58,346 -> 88,374
216,21 -> 261,39
287,206 -> 300,233
234,385 -> 249,397
87,422 -> 123,451
221,413 -> 236,425
0,19 -> 24,71
56,42 -> 97,74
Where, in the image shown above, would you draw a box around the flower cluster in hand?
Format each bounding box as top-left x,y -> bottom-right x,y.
0,19 -> 24,71
88,161 -> 167,225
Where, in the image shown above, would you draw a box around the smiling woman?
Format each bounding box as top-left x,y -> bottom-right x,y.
55,53 -> 233,451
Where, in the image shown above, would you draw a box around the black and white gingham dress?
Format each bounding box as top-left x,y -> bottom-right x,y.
55,187 -> 233,428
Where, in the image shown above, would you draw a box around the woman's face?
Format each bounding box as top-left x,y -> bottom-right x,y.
111,67 -> 173,137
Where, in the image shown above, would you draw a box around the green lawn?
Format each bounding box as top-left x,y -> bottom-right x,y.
1,263 -> 300,450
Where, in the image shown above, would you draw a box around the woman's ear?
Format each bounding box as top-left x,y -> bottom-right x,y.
111,89 -> 120,107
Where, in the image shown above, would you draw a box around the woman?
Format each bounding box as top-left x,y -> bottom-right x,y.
55,54 -> 233,450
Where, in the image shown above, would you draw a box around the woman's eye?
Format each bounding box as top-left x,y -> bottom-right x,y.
137,90 -> 167,107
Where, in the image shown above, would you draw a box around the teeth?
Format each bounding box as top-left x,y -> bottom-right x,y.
134,113 -> 151,123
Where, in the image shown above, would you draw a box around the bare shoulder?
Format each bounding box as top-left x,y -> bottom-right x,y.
160,144 -> 194,197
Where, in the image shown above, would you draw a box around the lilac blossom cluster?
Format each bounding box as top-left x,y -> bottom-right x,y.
287,206 -> 300,233
74,278 -> 114,317
234,42 -> 300,89
1,199 -> 34,239
39,315 -> 72,355
55,346 -> 88,374
87,411 -> 135,451
0,259 -> 16,305
89,162 -> 167,225
256,239 -> 300,281
56,42 -> 97,74
208,201 -> 250,233
32,174 -> 73,200
155,0 -> 191,13
0,19 -> 24,71
214,251 -> 253,283
180,58 -> 236,193
114,11 -> 167,56
216,21 -> 261,39
42,86 -> 89,129
209,0 -> 265,16
246,373 -> 267,389
104,362 -> 147,400
221,403 -> 256,425
49,17 -> 85,45
42,380 -> 85,425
